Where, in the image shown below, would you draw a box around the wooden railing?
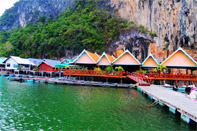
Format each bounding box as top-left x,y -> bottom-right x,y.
63,69 -> 125,78
63,69 -> 197,81
127,72 -> 152,85
132,72 -> 197,81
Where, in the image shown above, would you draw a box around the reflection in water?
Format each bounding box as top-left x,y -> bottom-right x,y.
0,77 -> 195,130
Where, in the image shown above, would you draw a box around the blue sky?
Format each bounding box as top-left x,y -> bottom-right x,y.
0,0 -> 19,16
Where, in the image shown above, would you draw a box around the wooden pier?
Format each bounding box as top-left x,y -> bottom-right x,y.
138,85 -> 197,124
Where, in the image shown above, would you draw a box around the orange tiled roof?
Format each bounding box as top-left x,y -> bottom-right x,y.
106,54 -> 116,63
86,50 -> 100,62
161,47 -> 197,67
112,49 -> 141,65
142,54 -> 159,67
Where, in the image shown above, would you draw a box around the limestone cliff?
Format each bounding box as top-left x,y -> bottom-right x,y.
0,0 -> 76,30
0,0 -> 196,62
109,0 -> 197,62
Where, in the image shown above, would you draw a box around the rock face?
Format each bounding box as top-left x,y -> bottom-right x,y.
0,0 -> 196,62
0,0 -> 76,30
109,0 -> 197,62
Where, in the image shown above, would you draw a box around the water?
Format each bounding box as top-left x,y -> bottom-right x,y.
0,77 -> 195,130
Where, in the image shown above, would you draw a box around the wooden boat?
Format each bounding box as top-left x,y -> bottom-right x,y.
54,80 -> 66,84
164,83 -> 172,88
64,80 -> 74,85
109,83 -> 118,87
46,78 -> 57,84
1,74 -> 8,77
164,83 -> 186,92
24,79 -> 34,82
117,84 -> 130,88
9,77 -> 23,82
163,84 -> 173,90
129,83 -> 138,89
91,82 -> 103,86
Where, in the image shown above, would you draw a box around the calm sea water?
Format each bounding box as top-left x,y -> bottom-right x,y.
0,77 -> 195,130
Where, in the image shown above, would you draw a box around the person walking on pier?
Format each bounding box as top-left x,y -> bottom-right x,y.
188,85 -> 197,100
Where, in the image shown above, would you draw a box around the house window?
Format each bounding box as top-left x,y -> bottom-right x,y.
64,60 -> 69,64
47,67 -> 52,70
7,63 -> 10,67
41,67 -> 45,71
14,64 -> 18,68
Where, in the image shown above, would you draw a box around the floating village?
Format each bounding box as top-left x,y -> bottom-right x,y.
0,47 -> 197,126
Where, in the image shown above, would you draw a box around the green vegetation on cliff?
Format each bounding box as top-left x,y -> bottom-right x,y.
0,0 -> 130,58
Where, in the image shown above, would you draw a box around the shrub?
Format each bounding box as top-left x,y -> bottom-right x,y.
139,24 -> 147,33
105,66 -> 114,73
157,65 -> 167,73
152,68 -> 157,72
65,66 -> 70,69
130,21 -> 136,28
149,31 -> 157,37
163,42 -> 170,50
115,66 -> 125,72
94,67 -> 101,71
34,66 -> 38,71
136,70 -> 147,73
81,67 -> 88,70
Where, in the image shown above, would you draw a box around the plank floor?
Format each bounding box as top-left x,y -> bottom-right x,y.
139,85 -> 197,123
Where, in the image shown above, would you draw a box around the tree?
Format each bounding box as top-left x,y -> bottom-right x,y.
0,0 -> 132,58
4,41 -> 13,51
157,65 -> 167,74
38,16 -> 46,23
105,66 -> 114,73
34,66 -> 38,71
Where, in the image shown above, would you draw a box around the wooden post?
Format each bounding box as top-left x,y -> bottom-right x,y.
92,77 -> 94,81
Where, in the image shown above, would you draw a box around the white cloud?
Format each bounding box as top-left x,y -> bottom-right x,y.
0,0 -> 20,16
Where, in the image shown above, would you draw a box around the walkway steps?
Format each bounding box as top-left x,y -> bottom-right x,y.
127,75 -> 150,86
138,85 -> 197,124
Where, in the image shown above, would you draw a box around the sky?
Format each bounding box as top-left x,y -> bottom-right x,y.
0,0 -> 19,16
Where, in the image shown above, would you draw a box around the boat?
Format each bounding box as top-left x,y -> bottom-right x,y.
9,77 -> 23,82
117,84 -> 130,88
64,80 -> 74,85
23,78 -> 34,82
6,76 -> 11,80
47,78 -> 58,84
1,74 -> 6,77
129,83 -> 138,89
164,83 -> 186,92
164,84 -> 173,90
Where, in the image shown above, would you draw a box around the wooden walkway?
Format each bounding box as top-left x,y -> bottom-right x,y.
138,85 -> 197,123
127,75 -> 150,86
